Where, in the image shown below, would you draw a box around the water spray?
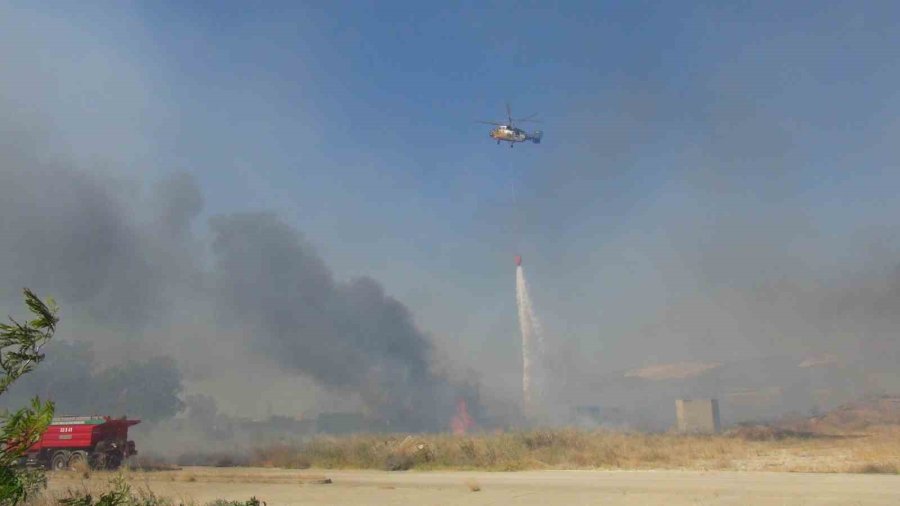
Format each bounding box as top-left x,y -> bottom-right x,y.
515,255 -> 543,416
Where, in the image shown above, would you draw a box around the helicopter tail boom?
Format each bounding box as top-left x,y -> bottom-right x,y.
530,130 -> 543,144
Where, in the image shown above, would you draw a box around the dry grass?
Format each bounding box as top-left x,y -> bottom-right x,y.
244,426 -> 900,474
856,462 -> 899,474
29,474 -> 181,506
129,453 -> 183,472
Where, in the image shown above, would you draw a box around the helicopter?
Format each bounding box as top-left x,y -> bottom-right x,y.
479,104 -> 543,148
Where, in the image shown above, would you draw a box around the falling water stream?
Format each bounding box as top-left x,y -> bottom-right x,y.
516,260 -> 544,416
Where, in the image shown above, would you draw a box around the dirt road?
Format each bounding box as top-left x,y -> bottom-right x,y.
47,467 -> 900,505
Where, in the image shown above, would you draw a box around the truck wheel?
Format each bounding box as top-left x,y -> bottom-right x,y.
50,451 -> 70,471
105,454 -> 122,470
89,452 -> 106,470
68,451 -> 88,470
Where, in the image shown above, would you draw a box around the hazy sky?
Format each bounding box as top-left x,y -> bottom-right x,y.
4,1 -> 900,414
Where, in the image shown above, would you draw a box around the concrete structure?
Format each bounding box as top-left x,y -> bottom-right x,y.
675,399 -> 721,433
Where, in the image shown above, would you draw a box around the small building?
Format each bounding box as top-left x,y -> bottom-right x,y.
675,399 -> 721,433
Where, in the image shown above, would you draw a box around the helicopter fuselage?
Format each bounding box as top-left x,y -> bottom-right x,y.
480,105 -> 543,146
490,125 -> 528,143
489,125 -> 542,146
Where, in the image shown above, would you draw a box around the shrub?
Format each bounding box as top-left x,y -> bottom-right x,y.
58,473 -> 266,506
59,473 -> 173,506
205,498 -> 264,506
0,289 -> 59,505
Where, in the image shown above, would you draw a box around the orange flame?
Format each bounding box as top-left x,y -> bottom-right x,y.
450,398 -> 474,435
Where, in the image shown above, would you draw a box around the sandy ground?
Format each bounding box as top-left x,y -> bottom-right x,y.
45,466 -> 900,505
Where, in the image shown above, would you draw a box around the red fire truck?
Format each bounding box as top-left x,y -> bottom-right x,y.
20,416 -> 140,470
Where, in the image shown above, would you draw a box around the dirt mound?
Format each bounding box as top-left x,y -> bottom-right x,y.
624,362 -> 721,380
782,395 -> 900,433
725,425 -> 817,441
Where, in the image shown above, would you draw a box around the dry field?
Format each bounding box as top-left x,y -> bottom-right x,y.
239,426 -> 900,474
36,420 -> 900,505
42,466 -> 900,505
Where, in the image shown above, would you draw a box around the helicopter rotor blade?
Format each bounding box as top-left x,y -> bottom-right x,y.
506,102 -> 512,125
477,121 -> 505,126
513,113 -> 539,122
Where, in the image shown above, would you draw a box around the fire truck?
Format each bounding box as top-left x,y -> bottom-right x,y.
19,416 -> 140,470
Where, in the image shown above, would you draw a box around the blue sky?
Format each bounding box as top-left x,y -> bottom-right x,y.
5,1 -> 900,399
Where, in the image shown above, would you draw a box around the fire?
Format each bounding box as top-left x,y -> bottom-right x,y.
450,398 -> 474,435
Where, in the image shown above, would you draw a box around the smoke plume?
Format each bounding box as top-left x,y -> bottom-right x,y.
210,212 -> 455,429
1,341 -> 184,422
0,127 -> 465,430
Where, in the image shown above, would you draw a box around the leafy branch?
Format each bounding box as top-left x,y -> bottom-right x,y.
0,289 -> 59,505
0,289 -> 58,396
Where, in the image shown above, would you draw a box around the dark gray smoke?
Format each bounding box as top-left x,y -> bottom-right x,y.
0,124 -> 466,429
5,3 -> 900,436
153,172 -> 203,240
0,150 -> 163,329
210,213 -> 452,429
0,341 -> 184,422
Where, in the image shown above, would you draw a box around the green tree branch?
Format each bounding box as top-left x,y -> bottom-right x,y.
0,289 -> 59,505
